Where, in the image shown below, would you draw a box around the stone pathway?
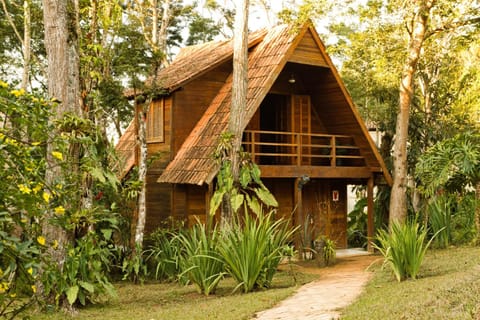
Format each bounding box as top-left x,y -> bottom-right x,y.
252,252 -> 378,320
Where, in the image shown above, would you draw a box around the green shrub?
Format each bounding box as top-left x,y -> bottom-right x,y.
313,235 -> 336,267
347,197 -> 368,248
219,211 -> 296,293
42,231 -> 117,307
121,244 -> 148,284
177,224 -> 224,296
452,193 -> 476,244
374,220 -> 436,281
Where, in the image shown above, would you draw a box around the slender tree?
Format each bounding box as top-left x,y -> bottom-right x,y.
389,0 -> 435,224
221,0 -> 249,224
131,0 -> 172,247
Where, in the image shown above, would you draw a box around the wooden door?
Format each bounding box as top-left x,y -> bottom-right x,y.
291,95 -> 311,165
328,181 -> 347,248
302,180 -> 347,249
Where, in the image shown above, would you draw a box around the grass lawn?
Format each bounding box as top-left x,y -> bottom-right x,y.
29,267 -> 318,320
342,246 -> 480,319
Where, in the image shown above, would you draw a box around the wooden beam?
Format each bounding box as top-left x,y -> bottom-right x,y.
259,165 -> 373,179
367,176 -> 374,252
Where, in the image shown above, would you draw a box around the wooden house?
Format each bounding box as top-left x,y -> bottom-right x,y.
116,23 -> 392,250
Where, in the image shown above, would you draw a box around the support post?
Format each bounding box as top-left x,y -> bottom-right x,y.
367,176 -> 375,252
294,177 -> 304,258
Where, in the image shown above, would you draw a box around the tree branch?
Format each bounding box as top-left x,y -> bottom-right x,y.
426,16 -> 480,38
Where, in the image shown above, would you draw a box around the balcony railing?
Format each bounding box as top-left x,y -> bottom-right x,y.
242,130 -> 365,167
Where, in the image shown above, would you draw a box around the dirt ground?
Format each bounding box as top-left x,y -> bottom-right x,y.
253,254 -> 379,320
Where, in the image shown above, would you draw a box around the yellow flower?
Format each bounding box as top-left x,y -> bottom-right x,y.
42,192 -> 51,203
10,89 -> 25,97
5,137 -> 18,146
18,184 -> 32,194
21,218 -> 28,223
31,285 -> 37,293
51,151 -> 63,161
0,282 -> 9,293
0,80 -> 8,88
52,239 -> 59,250
27,267 -> 33,275
32,184 -> 42,194
55,184 -> 63,190
10,293 -> 16,298
31,142 -> 40,146
37,235 -> 46,246
54,206 -> 65,216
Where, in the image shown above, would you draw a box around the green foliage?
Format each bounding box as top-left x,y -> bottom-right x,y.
219,211 -> 296,293
313,235 -> 336,267
210,132 -> 278,216
0,81 -> 124,310
320,236 -> 336,266
121,244 -> 148,284
177,223 -> 225,296
451,193 -> 477,244
416,131 -> 480,196
0,82 -> 55,315
374,220 -> 437,281
42,211 -> 117,306
347,197 -> 368,248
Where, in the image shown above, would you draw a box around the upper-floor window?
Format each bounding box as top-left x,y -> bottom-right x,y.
147,100 -> 164,142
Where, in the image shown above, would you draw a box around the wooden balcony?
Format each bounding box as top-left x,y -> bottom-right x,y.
242,130 -> 372,179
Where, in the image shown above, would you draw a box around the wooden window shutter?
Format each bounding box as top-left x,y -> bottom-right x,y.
146,100 -> 164,142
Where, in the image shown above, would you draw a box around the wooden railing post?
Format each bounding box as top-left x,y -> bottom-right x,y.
330,136 -> 336,167
251,131 -> 256,161
297,133 -> 302,166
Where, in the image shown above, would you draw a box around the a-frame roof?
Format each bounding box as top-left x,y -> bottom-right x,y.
157,23 -> 392,186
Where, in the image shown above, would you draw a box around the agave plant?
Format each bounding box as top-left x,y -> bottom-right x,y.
219,210 -> 296,293
374,220 -> 438,281
177,224 -> 224,296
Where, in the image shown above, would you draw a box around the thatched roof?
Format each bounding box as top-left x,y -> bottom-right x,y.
124,29 -> 266,98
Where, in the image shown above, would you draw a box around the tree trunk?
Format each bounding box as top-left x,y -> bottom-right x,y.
131,0 -> 172,249
41,0 -> 81,299
225,0 -> 249,224
389,0 -> 434,226
22,0 -> 31,90
134,101 -> 149,247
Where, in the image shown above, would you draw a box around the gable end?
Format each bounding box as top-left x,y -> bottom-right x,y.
288,29 -> 329,67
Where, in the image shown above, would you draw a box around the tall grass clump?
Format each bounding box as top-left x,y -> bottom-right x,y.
145,228 -> 183,282
219,210 -> 296,293
425,194 -> 452,248
177,223 -> 224,295
374,220 -> 437,281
